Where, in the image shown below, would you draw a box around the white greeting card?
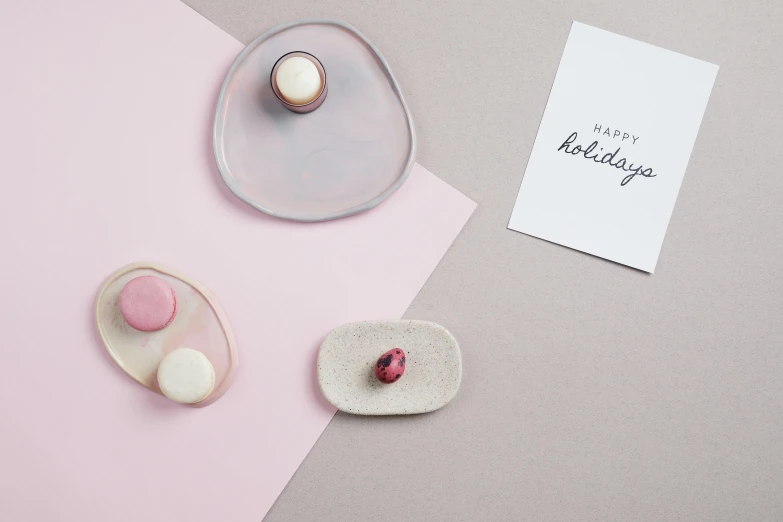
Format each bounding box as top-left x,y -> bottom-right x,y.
508,22 -> 718,272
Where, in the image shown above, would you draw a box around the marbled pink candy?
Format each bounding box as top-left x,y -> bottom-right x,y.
375,348 -> 405,384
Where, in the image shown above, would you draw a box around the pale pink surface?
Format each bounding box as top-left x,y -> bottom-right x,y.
0,1 -> 476,522
119,276 -> 178,331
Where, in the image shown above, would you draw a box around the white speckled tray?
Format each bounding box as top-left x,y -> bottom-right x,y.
317,320 -> 461,415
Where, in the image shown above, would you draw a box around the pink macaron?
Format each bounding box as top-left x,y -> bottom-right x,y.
119,276 -> 178,332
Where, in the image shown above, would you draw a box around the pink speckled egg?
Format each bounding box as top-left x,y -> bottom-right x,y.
375,348 -> 405,384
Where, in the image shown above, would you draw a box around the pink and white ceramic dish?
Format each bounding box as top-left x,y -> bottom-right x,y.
95,262 -> 238,407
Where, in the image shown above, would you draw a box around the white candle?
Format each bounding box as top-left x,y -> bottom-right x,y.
274,56 -> 323,105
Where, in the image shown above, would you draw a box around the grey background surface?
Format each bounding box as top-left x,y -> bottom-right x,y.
184,1 -> 783,520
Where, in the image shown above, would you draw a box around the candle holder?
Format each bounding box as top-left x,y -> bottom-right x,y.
270,51 -> 328,113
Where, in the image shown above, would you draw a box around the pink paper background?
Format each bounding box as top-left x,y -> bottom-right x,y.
0,1 -> 475,520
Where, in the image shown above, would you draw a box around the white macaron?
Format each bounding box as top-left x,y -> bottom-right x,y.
157,348 -> 215,404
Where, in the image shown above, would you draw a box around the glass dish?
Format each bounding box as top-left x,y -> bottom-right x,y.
213,20 -> 416,222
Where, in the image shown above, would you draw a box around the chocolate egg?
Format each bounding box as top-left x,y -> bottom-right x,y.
375,348 -> 405,384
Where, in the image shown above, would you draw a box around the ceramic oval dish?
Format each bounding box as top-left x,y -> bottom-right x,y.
95,262 -> 238,407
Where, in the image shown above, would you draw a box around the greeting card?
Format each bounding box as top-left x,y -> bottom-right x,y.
509,22 -> 718,272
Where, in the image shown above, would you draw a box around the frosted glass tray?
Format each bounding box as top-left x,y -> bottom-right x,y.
213,20 -> 416,222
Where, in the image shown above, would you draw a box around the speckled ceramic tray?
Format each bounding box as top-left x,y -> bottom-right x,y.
317,320 -> 462,415
213,20 -> 416,222
95,263 -> 238,407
